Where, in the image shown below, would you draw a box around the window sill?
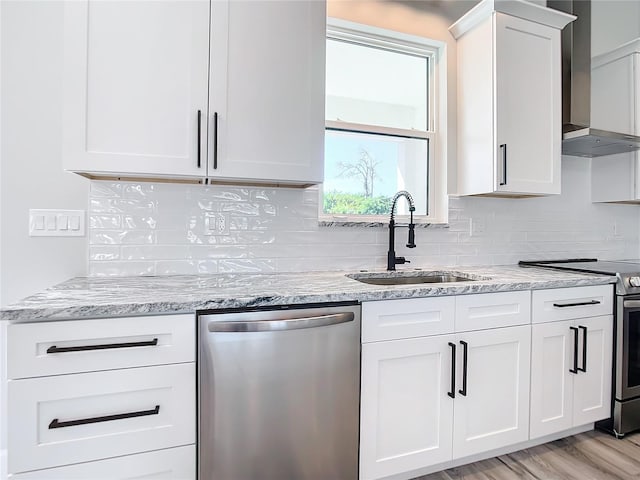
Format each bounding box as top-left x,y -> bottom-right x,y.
318,218 -> 449,228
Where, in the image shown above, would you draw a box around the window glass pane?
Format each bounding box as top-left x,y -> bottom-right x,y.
323,130 -> 428,216
326,39 -> 428,131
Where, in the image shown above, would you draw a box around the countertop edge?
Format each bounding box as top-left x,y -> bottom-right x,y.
0,274 -> 615,323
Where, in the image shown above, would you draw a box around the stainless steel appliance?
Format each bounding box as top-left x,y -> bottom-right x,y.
547,0 -> 640,157
520,258 -> 640,437
197,302 -> 361,479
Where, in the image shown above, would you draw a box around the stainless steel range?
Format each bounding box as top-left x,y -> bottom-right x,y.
520,258 -> 640,437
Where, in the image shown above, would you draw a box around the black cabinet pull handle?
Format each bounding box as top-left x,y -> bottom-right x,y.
197,110 -> 202,168
46,338 -> 158,354
553,300 -> 601,308
499,144 -> 507,186
49,405 -> 160,429
578,325 -> 588,373
459,340 -> 468,396
213,111 -> 219,170
569,326 -> 579,374
448,342 -> 456,399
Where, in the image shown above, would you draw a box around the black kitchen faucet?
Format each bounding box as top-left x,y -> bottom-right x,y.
387,190 -> 416,271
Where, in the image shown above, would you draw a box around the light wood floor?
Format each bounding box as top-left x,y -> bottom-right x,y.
415,430 -> 640,480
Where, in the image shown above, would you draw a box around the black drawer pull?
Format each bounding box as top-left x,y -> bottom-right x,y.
46,338 -> 158,354
569,326 -> 579,374
553,300 -> 601,308
213,111 -> 219,170
578,325 -> 588,373
197,109 -> 202,168
499,143 -> 507,186
459,340 -> 468,397
49,405 -> 160,429
448,342 -> 456,399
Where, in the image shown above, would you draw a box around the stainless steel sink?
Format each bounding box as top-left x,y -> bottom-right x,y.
346,271 -> 481,286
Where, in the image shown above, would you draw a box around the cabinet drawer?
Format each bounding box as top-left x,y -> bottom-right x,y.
7,314 -> 194,379
8,363 -> 195,474
532,285 -> 613,323
455,291 -> 531,332
362,297 -> 455,343
9,445 -> 195,479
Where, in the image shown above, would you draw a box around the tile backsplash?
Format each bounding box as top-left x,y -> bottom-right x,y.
88,157 -> 640,276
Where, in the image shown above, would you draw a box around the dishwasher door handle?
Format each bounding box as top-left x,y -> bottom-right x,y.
207,312 -> 355,332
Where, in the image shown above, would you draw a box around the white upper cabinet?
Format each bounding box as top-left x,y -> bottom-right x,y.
591,40 -> 640,203
63,1 -> 210,180
450,0 -> 574,197
63,0 -> 325,186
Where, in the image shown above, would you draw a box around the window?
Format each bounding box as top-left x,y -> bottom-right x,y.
321,19 -> 447,223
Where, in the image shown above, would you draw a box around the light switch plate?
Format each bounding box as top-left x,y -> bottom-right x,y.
29,209 -> 86,237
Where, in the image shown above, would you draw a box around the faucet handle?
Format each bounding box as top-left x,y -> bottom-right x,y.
407,224 -> 416,248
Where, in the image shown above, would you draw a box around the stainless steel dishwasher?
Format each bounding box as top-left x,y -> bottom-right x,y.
198,302 -> 361,480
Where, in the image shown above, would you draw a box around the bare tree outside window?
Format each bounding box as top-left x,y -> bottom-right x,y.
323,146 -> 393,215
338,148 -> 380,198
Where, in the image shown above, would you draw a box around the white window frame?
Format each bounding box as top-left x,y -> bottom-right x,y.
320,18 -> 448,225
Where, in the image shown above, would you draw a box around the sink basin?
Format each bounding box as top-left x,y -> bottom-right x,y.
346,271 -> 480,286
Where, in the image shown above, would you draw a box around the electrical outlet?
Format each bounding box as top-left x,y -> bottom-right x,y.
469,218 -> 485,237
204,213 -> 230,236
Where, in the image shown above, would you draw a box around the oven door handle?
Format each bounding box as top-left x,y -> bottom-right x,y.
624,300 -> 640,309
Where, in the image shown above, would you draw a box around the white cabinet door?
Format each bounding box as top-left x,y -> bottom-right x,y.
573,315 -> 613,425
360,336 -> 454,480
452,325 -> 530,459
63,0 -> 209,178
530,320 -> 574,439
208,0 -> 325,185
495,13 -> 561,195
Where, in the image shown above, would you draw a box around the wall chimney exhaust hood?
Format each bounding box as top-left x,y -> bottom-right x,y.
548,0 -> 640,157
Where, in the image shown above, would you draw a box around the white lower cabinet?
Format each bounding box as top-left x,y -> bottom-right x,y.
6,314 -> 197,479
360,286 -> 614,480
10,445 -> 195,479
360,292 -> 532,480
530,315 -> 613,439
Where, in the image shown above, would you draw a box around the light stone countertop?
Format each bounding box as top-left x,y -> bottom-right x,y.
0,265 -> 617,322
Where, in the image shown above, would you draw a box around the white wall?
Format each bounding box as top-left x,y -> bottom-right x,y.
0,1 -> 88,307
